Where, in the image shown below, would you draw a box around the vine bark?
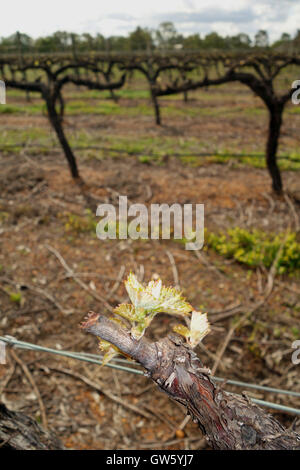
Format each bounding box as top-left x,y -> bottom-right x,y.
81,312 -> 300,450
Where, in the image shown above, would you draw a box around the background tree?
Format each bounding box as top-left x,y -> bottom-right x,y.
227,33 -> 252,49
155,22 -> 181,50
128,27 -> 154,51
272,33 -> 292,53
183,33 -> 202,50
202,32 -> 227,49
255,30 -> 269,48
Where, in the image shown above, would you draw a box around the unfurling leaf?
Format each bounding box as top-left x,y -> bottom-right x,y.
125,272 -> 161,310
146,279 -> 162,299
189,311 -> 210,348
121,273 -> 193,340
173,324 -> 190,339
114,303 -> 139,322
124,272 -> 192,316
98,338 -> 120,367
158,286 -> 192,316
173,311 -> 210,349
98,273 -> 208,364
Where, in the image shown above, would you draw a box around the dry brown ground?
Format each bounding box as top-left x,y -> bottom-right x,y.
0,83 -> 299,449
0,150 -> 299,450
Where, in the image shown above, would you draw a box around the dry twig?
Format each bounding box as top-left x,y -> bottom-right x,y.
45,244 -> 114,313
284,194 -> 300,232
165,250 -> 180,290
40,365 -> 152,420
10,349 -> 48,429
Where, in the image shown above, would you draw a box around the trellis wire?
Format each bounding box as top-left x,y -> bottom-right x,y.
0,336 -> 299,416
0,142 -> 299,162
0,336 -> 144,376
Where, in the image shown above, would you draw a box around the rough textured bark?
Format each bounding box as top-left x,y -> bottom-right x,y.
44,91 -> 80,180
266,105 -> 284,194
0,404 -> 64,450
150,85 -> 161,125
81,312 -> 300,450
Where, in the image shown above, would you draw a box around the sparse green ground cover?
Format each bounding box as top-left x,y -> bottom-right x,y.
2,74 -> 300,175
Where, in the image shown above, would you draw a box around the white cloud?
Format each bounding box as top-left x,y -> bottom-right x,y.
0,0 -> 299,41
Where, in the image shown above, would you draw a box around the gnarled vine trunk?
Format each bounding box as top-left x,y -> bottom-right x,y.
44,91 -> 80,180
266,104 -> 284,194
150,85 -> 161,125
81,312 -> 300,450
0,404 -> 64,450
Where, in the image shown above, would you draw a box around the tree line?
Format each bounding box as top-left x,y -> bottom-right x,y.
1,24 -> 300,54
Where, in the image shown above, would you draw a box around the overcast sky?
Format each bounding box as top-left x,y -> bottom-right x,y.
1,0 -> 299,41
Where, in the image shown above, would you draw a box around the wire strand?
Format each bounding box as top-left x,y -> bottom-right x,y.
1,336 -> 299,416
0,142 -> 299,162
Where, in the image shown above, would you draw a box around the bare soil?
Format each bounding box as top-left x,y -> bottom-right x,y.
0,86 -> 299,449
